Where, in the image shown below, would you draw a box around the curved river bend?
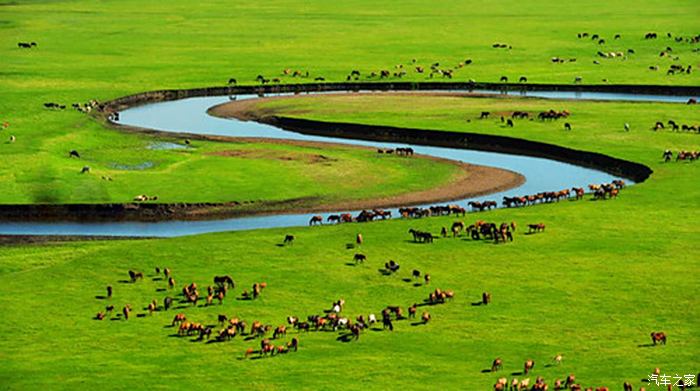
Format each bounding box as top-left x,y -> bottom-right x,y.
1,89 -> 692,237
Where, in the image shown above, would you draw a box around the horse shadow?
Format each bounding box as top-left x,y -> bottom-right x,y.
637,343 -> 656,348
136,313 -> 147,318
155,288 -> 166,292
471,301 -> 485,306
413,283 -> 423,287
345,262 -> 356,267
511,371 -> 524,376
117,279 -> 131,284
94,295 -> 107,300
410,321 -> 428,326
236,297 -> 253,301
345,244 -> 355,249
481,369 -> 493,373
205,339 -> 227,345
377,269 -> 392,276
109,317 -> 121,321
152,277 -> 163,281
402,278 -> 412,283
336,333 -> 356,343
275,244 -> 285,247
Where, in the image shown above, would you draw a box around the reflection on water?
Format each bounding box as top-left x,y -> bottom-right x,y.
4,88 -> 685,237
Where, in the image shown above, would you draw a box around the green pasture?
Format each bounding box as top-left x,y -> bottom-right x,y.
0,0 -> 698,390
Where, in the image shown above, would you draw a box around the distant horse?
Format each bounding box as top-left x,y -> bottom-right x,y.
309,215 -> 323,226
213,275 -> 235,289
650,331 -> 667,345
128,270 -> 143,282
283,234 -> 295,245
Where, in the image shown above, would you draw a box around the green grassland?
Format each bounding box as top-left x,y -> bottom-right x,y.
1,0 -> 699,205
0,130 -> 463,206
0,0 -> 699,390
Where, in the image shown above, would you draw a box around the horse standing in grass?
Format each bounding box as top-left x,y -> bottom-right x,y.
650,331 -> 667,345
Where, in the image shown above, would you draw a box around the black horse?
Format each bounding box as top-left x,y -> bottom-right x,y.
213,275 -> 235,289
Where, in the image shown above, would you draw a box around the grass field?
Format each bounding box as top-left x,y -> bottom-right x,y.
1,0 -> 699,390
1,0 -> 699,204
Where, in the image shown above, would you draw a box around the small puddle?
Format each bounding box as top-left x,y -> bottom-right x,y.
109,161 -> 155,170
146,142 -> 188,150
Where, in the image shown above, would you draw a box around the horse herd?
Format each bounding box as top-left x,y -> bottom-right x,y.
306,180 -> 625,228
95,259 -> 462,359
653,120 -> 699,133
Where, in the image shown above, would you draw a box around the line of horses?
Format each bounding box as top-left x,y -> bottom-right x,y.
308,180 -> 626,227
377,147 -> 414,156
653,120 -> 698,133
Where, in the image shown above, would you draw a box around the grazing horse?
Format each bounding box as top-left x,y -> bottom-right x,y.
482,292 -> 491,305
650,331 -> 666,345
288,337 -> 299,351
163,296 -> 173,311
564,122 -> 572,131
519,76 -> 527,83
309,215 -> 323,226
480,111 -> 490,119
492,358 -> 503,371
283,234 -> 295,245
327,214 -> 340,223
524,359 -> 535,374
213,275 -> 235,289
451,221 -> 465,236
106,285 -> 112,298
69,150 -> 80,158
421,312 -> 431,323
273,325 -> 287,339
353,253 -> 366,263
528,223 -> 545,233
128,270 -> 143,282
408,304 -> 417,318
122,305 -> 131,320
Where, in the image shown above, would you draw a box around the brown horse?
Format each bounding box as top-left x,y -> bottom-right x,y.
492,358 -> 503,371
650,331 -> 667,345
524,359 -> 535,374
309,215 -> 323,226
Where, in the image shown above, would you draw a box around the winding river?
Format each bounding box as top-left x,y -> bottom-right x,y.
0,89 -> 693,237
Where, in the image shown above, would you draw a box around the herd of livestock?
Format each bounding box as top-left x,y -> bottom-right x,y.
307,180 -> 626,226
218,31 -> 700,86
95,263 -> 463,359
